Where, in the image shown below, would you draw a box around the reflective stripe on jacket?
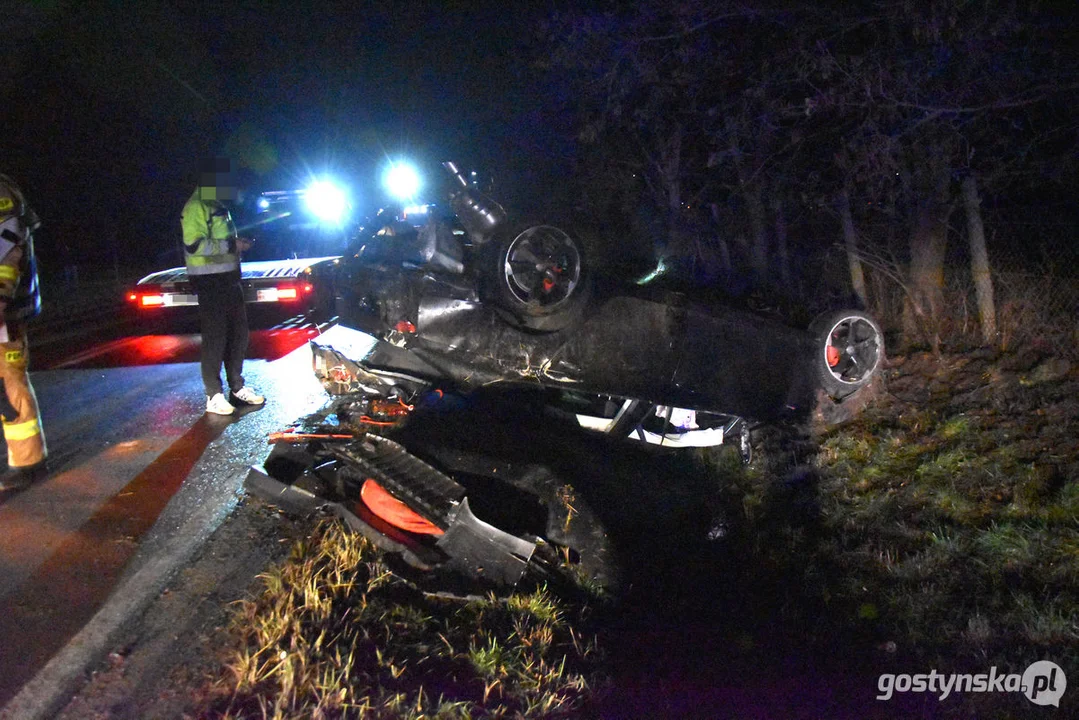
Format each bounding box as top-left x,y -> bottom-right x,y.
0,175 -> 42,321
181,188 -> 240,276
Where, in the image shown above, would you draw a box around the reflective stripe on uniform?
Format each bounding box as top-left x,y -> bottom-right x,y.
186,252 -> 236,267
0,266 -> 17,281
3,417 -> 41,441
5,350 -> 24,363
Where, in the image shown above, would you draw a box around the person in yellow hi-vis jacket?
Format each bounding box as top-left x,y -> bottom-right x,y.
182,158 -> 265,416
0,174 -> 47,493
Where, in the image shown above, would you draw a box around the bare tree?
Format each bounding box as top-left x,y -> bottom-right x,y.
545,0 -> 1077,344
837,187 -> 868,307
961,174 -> 997,344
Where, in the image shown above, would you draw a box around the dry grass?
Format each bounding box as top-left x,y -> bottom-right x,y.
682,349 -> 1079,716
808,352 -> 1078,712
194,521 -> 603,719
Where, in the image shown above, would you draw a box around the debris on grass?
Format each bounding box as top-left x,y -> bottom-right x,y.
194,348 -> 1076,718
194,519 -> 603,719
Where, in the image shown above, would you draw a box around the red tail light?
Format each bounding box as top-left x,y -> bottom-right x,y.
139,294 -> 165,307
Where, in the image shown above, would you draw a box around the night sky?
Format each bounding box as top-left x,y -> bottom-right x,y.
3,1 -> 571,267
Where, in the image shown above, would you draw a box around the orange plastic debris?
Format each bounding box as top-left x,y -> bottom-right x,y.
360,479 -> 445,536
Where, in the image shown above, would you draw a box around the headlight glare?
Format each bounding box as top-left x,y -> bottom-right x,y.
304,180 -> 348,224
384,163 -> 421,201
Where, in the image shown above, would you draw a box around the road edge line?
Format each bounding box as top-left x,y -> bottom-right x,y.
0,495 -> 239,720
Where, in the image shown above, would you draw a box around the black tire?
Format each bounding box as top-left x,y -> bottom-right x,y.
489,224 -> 593,333
809,309 -> 884,399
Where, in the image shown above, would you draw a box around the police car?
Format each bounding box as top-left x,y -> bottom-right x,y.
128,180 -> 351,318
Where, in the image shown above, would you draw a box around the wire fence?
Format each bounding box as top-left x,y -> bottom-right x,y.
850,244 -> 1077,363
661,229 -> 1079,362
983,263 -> 1078,360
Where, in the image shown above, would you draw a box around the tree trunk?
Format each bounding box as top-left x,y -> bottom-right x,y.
961,174 -> 997,345
726,117 -> 768,285
709,203 -> 733,284
717,236 -> 732,285
838,188 -> 868,308
745,184 -> 769,285
772,196 -> 791,288
659,125 -> 685,266
906,199 -> 951,354
664,126 -> 683,220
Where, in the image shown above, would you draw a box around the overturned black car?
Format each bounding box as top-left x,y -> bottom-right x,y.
245,162 -> 885,590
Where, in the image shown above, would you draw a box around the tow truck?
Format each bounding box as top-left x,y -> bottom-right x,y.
127,179 -> 351,318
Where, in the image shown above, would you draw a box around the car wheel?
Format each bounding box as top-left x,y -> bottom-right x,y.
491,224 -> 592,333
809,309 -> 884,400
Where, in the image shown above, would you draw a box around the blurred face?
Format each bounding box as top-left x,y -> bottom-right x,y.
198,158 -> 236,201
198,178 -> 236,201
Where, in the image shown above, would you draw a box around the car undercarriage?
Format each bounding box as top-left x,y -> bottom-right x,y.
245,162 -> 885,591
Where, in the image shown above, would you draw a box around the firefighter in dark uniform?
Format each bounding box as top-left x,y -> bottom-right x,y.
0,174 -> 47,493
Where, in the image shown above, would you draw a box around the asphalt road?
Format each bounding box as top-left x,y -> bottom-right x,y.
0,309 -> 331,715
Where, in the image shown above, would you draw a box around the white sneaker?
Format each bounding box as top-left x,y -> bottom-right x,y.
231,386 -> 265,406
206,392 -> 236,415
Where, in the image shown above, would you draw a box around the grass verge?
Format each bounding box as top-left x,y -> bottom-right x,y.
195,520 -> 603,719
810,353 -> 1079,676
714,349 -> 1079,716
193,349 -> 1077,718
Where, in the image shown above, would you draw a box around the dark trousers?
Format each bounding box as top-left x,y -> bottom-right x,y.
191,270 -> 249,397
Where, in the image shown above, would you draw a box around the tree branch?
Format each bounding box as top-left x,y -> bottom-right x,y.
626,4 -> 809,44
881,83 -> 1079,116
